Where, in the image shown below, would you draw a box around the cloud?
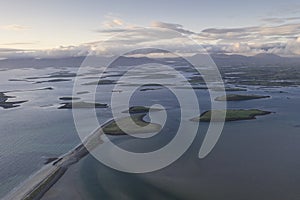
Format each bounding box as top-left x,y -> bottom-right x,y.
202,23 -> 300,37
1,24 -> 30,31
102,18 -> 124,28
100,14 -> 138,29
261,17 -> 300,24
0,48 -> 28,53
0,45 -> 91,59
259,23 -> 300,36
3,19 -> 300,58
0,42 -> 38,46
151,21 -> 195,35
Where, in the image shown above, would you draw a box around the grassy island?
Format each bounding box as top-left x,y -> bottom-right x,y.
215,94 -> 270,101
102,114 -> 161,135
191,109 -> 272,122
123,106 -> 162,114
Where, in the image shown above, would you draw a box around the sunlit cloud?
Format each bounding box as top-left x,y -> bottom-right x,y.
0,42 -> 39,46
2,18 -> 300,58
1,24 -> 30,31
151,21 -> 195,35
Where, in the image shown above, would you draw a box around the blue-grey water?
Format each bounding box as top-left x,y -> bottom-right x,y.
0,65 -> 300,199
42,86 -> 300,200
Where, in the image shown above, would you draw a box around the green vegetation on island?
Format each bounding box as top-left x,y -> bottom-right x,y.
102,114 -> 161,135
176,85 -> 247,91
191,109 -> 272,122
215,94 -> 270,101
123,106 -> 163,114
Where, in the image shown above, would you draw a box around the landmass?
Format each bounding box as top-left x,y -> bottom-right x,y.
140,88 -> 161,91
35,79 -> 71,84
102,114 -> 161,135
76,91 -> 89,95
191,109 -> 272,122
58,101 -> 108,109
4,114 -> 160,199
82,79 -> 116,85
26,71 -> 77,80
59,97 -> 81,101
215,94 -> 270,101
0,92 -> 28,109
213,87 -> 247,92
123,106 -> 163,114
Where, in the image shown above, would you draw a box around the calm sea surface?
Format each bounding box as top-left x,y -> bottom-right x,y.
1,66 -> 300,199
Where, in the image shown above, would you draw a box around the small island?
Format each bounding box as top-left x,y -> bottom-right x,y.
102,114 -> 161,135
58,101 -> 108,109
82,79 -> 116,85
191,109 -> 272,122
140,88 -> 161,92
212,87 -> 247,92
123,106 -> 163,114
35,78 -> 71,84
0,92 -> 27,109
59,97 -> 81,101
215,94 -> 270,101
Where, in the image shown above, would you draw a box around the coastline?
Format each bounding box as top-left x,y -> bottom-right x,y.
3,126 -> 105,200
3,112 -> 161,200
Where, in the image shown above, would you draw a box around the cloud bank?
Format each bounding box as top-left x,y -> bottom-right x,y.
1,18 -> 300,58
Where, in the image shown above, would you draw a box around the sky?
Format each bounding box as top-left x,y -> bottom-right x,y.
1,0 -> 300,58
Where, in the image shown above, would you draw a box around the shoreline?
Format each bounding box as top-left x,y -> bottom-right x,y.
3,126 -> 105,200
3,111 -> 160,200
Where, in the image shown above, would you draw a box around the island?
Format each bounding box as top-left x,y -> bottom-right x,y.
58,101 -> 108,109
35,79 -> 71,84
5,113 -> 161,200
102,114 -> 161,135
59,97 -> 81,101
0,92 -> 28,109
215,94 -> 270,101
123,106 -> 163,114
140,88 -> 161,92
191,109 -> 272,122
82,79 -> 116,85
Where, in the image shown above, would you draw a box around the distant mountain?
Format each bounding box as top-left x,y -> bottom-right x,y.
0,57 -> 86,69
0,53 -> 300,69
210,53 -> 300,67
253,53 -> 281,58
109,56 -> 165,67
